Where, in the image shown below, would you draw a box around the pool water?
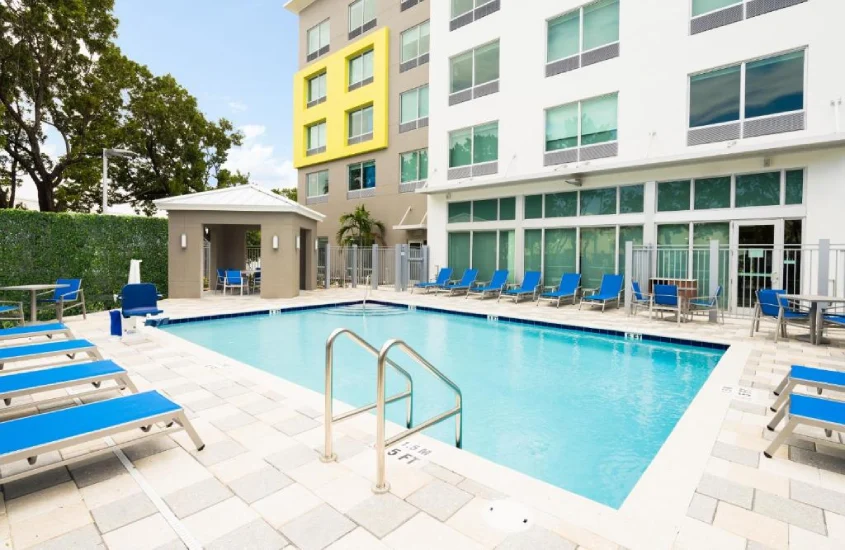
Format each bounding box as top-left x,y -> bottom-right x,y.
163,304 -> 723,508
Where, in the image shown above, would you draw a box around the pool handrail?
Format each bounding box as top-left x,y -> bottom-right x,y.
322,328 -> 414,463
374,338 -> 463,494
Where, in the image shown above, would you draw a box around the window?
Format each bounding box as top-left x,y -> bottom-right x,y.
448,122 -> 498,168
524,229 -> 542,272
689,50 -> 805,129
499,197 -> 516,220
448,202 -> 472,223
735,171 -> 780,207
692,0 -> 739,17
694,177 -> 731,210
307,20 -> 330,59
547,0 -> 619,63
580,187 -> 617,216
448,233 -> 471,275
450,41 -> 500,94
546,93 -> 618,151
400,86 -> 429,125
472,200 -> 498,222
347,105 -> 373,143
452,0 -> 495,19
400,149 -> 428,183
348,50 -> 374,89
785,169 -> 804,205
619,185 -> 644,214
348,0 -> 376,36
306,122 -> 326,155
545,192 -> 577,218
580,227 -> 617,289
446,198 -> 517,224
306,171 -> 329,197
348,160 -> 376,191
307,73 -> 327,106
657,180 -> 692,212
544,228 -> 577,286
525,195 -> 543,219
401,21 -> 430,64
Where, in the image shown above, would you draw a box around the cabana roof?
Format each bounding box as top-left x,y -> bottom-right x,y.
154,185 -> 325,222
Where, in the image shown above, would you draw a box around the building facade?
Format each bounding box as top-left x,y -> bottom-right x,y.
424,0 -> 845,300
286,0 -> 431,246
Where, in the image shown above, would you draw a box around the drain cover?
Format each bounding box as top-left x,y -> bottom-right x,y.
483,500 -> 533,533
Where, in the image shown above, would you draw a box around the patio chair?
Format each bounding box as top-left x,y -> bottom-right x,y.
537,273 -> 581,308
0,360 -> 136,411
0,301 -> 24,326
630,281 -> 652,316
763,394 -> 845,459
650,284 -> 682,325
223,270 -> 246,296
121,284 -> 164,319
436,269 -> 478,296
750,289 -> 809,343
0,339 -> 103,372
579,274 -> 624,311
768,365 -> 845,419
688,285 -> 724,324
499,271 -> 542,304
412,267 -> 453,294
252,269 -> 262,294
0,391 -> 205,485
37,278 -> 86,321
215,268 -> 226,293
0,323 -> 73,343
467,270 -> 509,300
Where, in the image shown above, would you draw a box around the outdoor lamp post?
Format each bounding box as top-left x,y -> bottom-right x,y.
102,148 -> 137,214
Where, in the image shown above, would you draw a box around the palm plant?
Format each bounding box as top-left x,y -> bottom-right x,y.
336,205 -> 386,246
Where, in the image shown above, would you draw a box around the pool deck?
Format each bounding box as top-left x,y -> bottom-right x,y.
1,288 -> 844,550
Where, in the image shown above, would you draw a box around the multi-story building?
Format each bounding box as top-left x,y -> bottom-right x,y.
285,0 -> 431,247
424,0 -> 845,301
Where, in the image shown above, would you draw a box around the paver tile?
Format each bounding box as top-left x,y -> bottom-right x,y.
687,493 -> 718,524
325,527 -> 389,550
406,479 -> 473,521
229,466 -> 294,504
209,412 -> 257,433
383,512 -> 485,550
10,501 -> 92,549
101,513 -> 178,550
26,523 -> 104,550
280,504 -> 355,550
274,414 -> 321,436
712,442 -> 760,468
696,474 -> 754,510
163,477 -> 232,519
190,439 -> 247,467
753,490 -> 826,535
182,496 -> 259,545
313,472 -> 373,512
790,480 -> 845,516
205,519 -> 289,550
713,502 -> 788,550
347,493 -> 418,538
68,455 -> 125,489
265,444 -> 320,472
91,492 -> 157,533
251,483 -> 321,528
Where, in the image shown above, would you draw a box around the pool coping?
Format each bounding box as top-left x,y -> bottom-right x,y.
148,296 -> 745,549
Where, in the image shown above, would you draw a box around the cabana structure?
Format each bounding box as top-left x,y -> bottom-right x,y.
154,185 -> 324,299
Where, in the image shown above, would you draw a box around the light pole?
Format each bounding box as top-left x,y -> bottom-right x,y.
102,148 -> 136,214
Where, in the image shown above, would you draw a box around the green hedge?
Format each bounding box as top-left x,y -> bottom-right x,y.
0,209 -> 168,317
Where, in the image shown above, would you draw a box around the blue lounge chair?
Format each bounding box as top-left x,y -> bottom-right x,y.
0,391 -> 204,484
121,284 -> 164,319
537,273 -> 581,308
215,268 -> 226,293
0,339 -> 102,371
0,360 -> 136,410
37,278 -> 87,321
579,274 -> 624,311
630,281 -> 652,316
764,394 -> 845,459
0,323 -> 72,343
499,271 -> 542,304
223,270 -> 246,295
467,270 -> 509,300
412,267 -> 453,294
768,365 -> 845,420
689,285 -> 724,323
751,289 -> 809,343
650,284 -> 682,325
437,269 -> 478,296
0,300 -> 24,325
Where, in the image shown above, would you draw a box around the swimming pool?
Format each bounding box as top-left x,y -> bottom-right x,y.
161,302 -> 724,508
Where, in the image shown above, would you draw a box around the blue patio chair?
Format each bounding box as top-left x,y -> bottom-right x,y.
537,273 -> 581,308
467,270 -> 509,300
650,284 -> 682,325
37,278 -> 86,321
764,394 -> 845,459
0,300 -> 24,326
579,274 -> 624,311
689,285 -> 724,324
499,271 -> 542,304
215,268 -> 226,293
751,289 -> 809,343
412,267 -> 453,294
0,391 -> 205,485
223,270 -> 246,295
630,281 -> 652,316
768,365 -> 845,419
0,339 -> 103,372
437,269 -> 478,296
0,323 -> 72,343
121,284 -> 164,319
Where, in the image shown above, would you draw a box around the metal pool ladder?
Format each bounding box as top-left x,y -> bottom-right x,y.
321,328 -> 463,493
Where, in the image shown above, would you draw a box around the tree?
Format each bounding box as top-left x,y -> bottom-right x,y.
336,205 -> 385,246
216,169 -> 250,188
273,187 -> 296,202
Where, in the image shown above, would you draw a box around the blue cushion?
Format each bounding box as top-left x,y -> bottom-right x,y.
0,323 -> 66,338
790,365 -> 845,388
0,339 -> 94,361
790,394 -> 845,425
122,307 -> 164,319
0,360 -> 124,395
0,305 -> 19,314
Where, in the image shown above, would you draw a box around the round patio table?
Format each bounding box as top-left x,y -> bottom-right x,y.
782,294 -> 845,345
0,284 -> 68,325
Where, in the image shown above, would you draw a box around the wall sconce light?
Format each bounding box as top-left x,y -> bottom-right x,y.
295,235 -> 301,250
180,233 -> 187,249
272,235 -> 279,250
314,239 -> 319,251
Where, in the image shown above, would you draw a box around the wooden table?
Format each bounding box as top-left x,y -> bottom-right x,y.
0,284 -> 68,324
782,294 -> 845,345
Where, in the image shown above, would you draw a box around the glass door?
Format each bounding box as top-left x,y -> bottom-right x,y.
730,220 -> 784,312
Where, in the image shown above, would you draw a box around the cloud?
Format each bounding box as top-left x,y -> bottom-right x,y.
228,100 -> 248,113
224,125 -> 297,190
240,124 -> 267,140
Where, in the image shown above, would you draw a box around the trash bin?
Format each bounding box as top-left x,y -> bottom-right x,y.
109,310 -> 122,336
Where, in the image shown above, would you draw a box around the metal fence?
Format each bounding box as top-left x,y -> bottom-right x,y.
202,241 -> 211,287
318,244 -> 429,291
246,247 -> 261,270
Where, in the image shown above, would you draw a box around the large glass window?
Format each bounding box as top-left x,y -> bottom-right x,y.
499,231 -> 516,282
735,171 -> 780,207
618,226 -> 643,275
400,86 -> 429,124
448,202 -> 471,223
472,232 -> 498,281
348,106 -> 373,141
546,94 -> 618,151
689,66 -> 741,128
525,195 -> 543,219
499,197 -> 516,221
580,188 -> 617,216
547,0 -> 618,63
785,169 -> 803,205
400,149 -> 428,183
657,224 -> 690,278
580,227 -> 617,290
449,122 -> 499,167
401,21 -> 430,64
692,0 -> 740,16
694,177 -> 731,210
306,171 -> 329,198
307,20 -> 330,57
349,50 -> 374,87
472,200 -> 498,222
657,180 -> 692,212
348,0 -> 375,32
448,233 -> 471,275
544,228 -> 577,286
545,192 -> 578,218
619,185 -> 644,214
745,50 -> 805,119
693,222 -> 730,306
452,0 -> 495,19
348,160 -> 375,190
307,122 -> 326,152
547,11 -> 579,62
583,0 -> 620,51
524,229 -> 543,274
450,42 -> 500,94
307,73 -> 327,104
